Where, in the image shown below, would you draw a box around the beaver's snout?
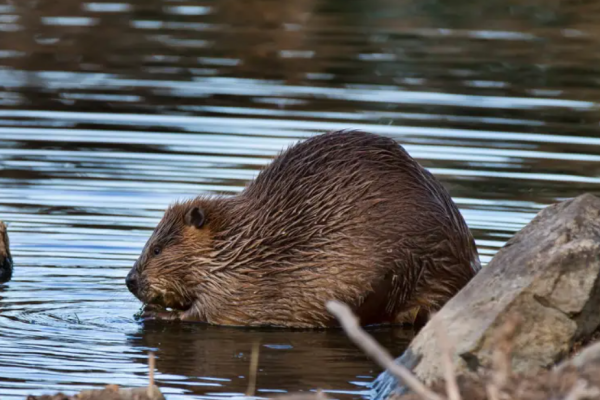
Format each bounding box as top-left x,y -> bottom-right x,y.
0,222 -> 12,284
0,256 -> 12,284
125,268 -> 139,294
126,261 -> 153,304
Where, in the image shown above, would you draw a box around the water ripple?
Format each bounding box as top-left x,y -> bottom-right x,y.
1,0 -> 600,398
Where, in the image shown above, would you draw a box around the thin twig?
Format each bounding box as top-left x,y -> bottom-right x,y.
326,300 -> 444,400
246,340 -> 261,397
492,315 -> 520,389
147,352 -> 155,397
564,379 -> 600,400
431,314 -> 461,400
274,392 -> 330,400
485,381 -> 500,400
485,314 -> 520,400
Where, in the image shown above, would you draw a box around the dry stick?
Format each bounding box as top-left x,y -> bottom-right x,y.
315,389 -> 328,400
148,352 -> 156,397
485,383 -> 500,400
326,300 -> 444,400
564,379 -> 600,400
246,340 -> 261,397
431,314 -> 462,400
485,314 -> 520,400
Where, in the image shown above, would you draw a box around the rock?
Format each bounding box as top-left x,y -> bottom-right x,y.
392,338 -> 600,400
0,221 -> 12,283
372,193 -> 600,399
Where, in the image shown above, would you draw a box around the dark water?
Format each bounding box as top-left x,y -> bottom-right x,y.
1,0 -> 600,398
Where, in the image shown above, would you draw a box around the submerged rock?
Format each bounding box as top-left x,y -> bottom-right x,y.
373,193 -> 600,399
0,221 -> 11,283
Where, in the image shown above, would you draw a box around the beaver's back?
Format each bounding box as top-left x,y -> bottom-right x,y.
216,130 -> 479,326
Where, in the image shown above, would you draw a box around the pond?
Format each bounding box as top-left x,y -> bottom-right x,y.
0,0 -> 599,398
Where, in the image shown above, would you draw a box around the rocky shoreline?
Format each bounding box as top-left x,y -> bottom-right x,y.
371,193 -> 600,400
9,193 -> 600,399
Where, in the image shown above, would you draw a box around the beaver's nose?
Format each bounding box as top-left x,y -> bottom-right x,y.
0,256 -> 12,284
125,269 -> 138,293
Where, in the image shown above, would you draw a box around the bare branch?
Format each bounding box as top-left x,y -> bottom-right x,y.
491,314 -> 520,390
246,340 -> 261,397
147,352 -> 156,398
326,300 -> 444,400
564,380 -> 600,400
431,314 -> 461,400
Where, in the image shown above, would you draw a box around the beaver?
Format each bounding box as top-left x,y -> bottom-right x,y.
126,130 -> 481,328
0,222 -> 12,283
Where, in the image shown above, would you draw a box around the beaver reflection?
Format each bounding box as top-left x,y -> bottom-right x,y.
128,321 -> 415,396
127,131 -> 480,327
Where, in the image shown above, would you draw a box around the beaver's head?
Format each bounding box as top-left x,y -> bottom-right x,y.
126,199 -> 216,311
0,222 -> 12,283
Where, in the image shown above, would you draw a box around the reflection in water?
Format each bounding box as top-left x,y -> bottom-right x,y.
130,322 -> 413,398
0,0 -> 600,398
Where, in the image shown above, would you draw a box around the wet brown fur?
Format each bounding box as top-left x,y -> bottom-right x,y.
127,130 -> 481,328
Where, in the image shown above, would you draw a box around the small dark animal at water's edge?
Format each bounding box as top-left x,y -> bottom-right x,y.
126,130 -> 481,328
0,222 -> 12,283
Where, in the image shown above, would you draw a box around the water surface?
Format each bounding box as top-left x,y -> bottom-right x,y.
1,0 -> 600,398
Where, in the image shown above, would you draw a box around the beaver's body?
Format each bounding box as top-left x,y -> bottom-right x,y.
126,130 -> 480,327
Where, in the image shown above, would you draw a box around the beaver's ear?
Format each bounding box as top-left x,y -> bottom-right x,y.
185,207 -> 206,229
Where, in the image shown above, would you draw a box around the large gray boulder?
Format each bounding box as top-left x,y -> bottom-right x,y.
372,193 -> 600,399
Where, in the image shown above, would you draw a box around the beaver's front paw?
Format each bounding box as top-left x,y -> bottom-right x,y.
140,305 -> 183,321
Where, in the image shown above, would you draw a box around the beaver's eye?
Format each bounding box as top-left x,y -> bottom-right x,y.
153,246 -> 161,256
